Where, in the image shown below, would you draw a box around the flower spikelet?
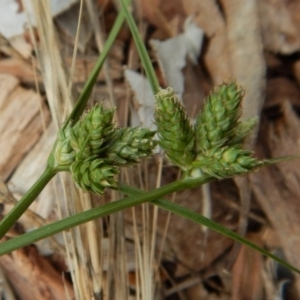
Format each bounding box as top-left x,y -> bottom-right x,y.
229,117 -> 257,146
191,146 -> 262,179
107,127 -> 157,165
155,87 -> 195,170
70,104 -> 115,158
70,156 -> 118,195
55,123 -> 75,166
195,82 -> 244,153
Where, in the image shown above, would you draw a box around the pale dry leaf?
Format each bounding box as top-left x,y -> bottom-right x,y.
183,0 -> 232,85
0,0 -> 78,38
124,68 -> 156,130
150,17 -> 204,99
221,0 -> 266,125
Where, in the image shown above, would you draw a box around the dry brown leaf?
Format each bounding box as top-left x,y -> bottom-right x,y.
55,2 -> 92,53
139,0 -> 175,37
0,58 -> 40,83
264,77 -> 300,118
0,245 -> 74,300
183,0 -> 232,85
125,183 -> 234,278
232,232 -> 264,300
258,0 -> 300,54
251,101 -> 300,296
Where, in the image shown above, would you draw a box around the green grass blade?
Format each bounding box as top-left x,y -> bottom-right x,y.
120,184 -> 300,274
0,167 -> 56,240
119,0 -> 160,94
1,176 -> 299,276
0,8 -> 128,239
64,0 -> 130,126
0,176 -> 211,256
153,198 -> 300,275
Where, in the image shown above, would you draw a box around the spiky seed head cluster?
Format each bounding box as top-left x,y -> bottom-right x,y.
107,128 -> 157,165
155,82 -> 262,179
195,82 -> 243,152
71,157 -> 118,195
191,146 -> 262,179
155,87 -> 195,170
54,123 -> 75,166
54,104 -> 157,195
70,104 -> 115,159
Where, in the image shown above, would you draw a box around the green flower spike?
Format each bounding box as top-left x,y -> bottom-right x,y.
195,82 -> 244,153
190,145 -> 262,179
70,156 -> 118,195
54,123 -> 75,167
70,104 -> 115,159
228,117 -> 257,146
155,87 -> 195,170
107,127 -> 157,165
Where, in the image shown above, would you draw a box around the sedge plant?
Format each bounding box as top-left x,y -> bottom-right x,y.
0,0 -> 299,279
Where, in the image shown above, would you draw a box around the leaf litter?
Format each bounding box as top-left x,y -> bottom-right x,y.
1,0 -> 300,299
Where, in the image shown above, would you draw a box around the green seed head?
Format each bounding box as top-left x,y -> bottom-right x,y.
229,117 -> 258,146
54,123 -> 75,166
190,146 -> 261,179
107,127 -> 157,165
70,156 -> 118,195
195,82 -> 244,153
70,104 -> 115,158
155,87 -> 195,170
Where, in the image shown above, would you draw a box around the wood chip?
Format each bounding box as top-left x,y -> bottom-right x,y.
0,74 -> 50,180
0,245 -> 74,300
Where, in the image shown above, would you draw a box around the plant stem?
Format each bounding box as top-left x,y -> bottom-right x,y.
0,0 -> 128,242
0,176 -> 211,255
65,0 -> 130,126
119,0 -> 160,94
117,184 -> 300,275
0,167 -> 56,239
1,176 -> 300,275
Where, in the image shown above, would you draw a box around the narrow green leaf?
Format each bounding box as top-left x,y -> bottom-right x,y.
0,176 -> 211,256
0,167 -> 56,240
118,184 -> 300,275
65,0 -> 130,126
1,178 -> 299,276
0,5 -> 128,241
119,0 -> 160,94
153,198 -> 300,275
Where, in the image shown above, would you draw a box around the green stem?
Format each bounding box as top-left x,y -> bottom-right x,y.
119,0 -> 160,94
0,0 -> 128,242
0,167 -> 56,239
0,176 -> 211,255
119,184 -> 300,275
64,0 -> 130,126
1,176 -> 300,275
